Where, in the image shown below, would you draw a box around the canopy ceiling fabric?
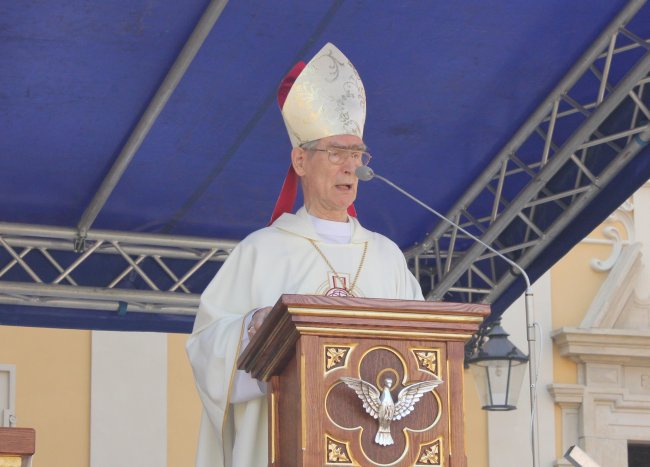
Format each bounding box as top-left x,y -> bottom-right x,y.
1,0 -> 649,332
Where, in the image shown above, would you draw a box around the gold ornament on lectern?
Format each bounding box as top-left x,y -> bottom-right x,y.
339,375 -> 443,446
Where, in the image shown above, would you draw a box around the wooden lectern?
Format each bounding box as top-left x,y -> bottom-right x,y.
0,427 -> 35,467
238,295 -> 489,467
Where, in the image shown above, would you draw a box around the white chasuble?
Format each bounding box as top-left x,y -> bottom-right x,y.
186,207 -> 423,467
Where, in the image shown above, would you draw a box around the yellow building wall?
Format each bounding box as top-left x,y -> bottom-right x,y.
549,221 -> 625,459
0,325 -> 91,467
0,325 -> 204,467
463,370 -> 488,467
167,333 -> 202,466
0,218 -> 630,466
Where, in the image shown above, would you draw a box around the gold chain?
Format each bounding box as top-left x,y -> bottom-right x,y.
308,239 -> 368,295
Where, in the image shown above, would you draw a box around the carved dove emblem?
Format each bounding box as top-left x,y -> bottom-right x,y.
339,375 -> 443,446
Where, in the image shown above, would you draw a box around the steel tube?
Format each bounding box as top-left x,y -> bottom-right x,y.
485,124 -> 650,302
111,242 -> 159,291
52,240 -> 104,284
0,222 -> 238,250
431,52 -> 650,299
469,264 -> 495,287
38,248 -> 78,286
597,33 -> 618,104
447,286 -> 491,294
569,154 -> 598,185
561,94 -> 623,152
0,295 -> 197,315
169,248 -> 218,292
491,159 -> 508,222
153,256 -> 191,294
75,0 -> 230,238
0,239 -> 42,283
405,0 -> 646,259
619,26 -> 650,51
525,186 -> 590,208
576,125 -> 647,150
107,255 -> 147,289
0,281 -> 200,306
597,39 -> 650,58
516,212 -> 545,238
0,246 -> 32,279
544,102 -> 598,122
541,99 -> 560,165
2,237 -> 231,261
628,83 -> 646,144
474,240 -> 539,261
628,88 -> 650,120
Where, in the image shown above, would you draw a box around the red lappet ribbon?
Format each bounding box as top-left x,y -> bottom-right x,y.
269,61 -> 357,224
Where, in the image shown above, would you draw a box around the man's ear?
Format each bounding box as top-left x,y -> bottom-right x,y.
291,147 -> 307,176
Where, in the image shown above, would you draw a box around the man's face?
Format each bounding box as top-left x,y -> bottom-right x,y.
291,134 -> 366,222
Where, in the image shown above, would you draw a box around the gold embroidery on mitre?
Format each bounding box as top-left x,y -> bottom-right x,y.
281,43 -> 366,147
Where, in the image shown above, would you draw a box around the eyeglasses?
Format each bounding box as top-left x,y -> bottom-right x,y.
308,147 -> 372,166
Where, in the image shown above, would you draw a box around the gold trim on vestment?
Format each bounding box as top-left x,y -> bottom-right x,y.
222,317 -> 247,464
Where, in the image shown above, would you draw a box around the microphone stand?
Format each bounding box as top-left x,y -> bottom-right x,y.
359,168 -> 541,467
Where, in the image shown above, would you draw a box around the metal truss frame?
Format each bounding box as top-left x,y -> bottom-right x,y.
0,222 -> 236,314
405,0 -> 650,305
1,0 -> 649,322
74,0 -> 230,250
0,0 -> 232,318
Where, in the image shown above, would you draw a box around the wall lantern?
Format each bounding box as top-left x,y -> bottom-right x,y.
466,320 -> 529,411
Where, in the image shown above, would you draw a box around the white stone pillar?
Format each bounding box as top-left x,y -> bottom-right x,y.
90,331 -> 167,467
488,271 -> 556,467
633,181 -> 650,294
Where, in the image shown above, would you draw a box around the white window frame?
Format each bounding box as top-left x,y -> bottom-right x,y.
0,363 -> 16,427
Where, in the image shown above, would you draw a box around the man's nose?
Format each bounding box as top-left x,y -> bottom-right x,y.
342,154 -> 359,172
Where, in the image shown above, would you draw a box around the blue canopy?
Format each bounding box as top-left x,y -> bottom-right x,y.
1,0 -> 649,332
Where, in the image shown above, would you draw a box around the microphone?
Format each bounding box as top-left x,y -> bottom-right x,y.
356,165 -> 542,467
355,166 -> 531,290
355,165 -> 375,181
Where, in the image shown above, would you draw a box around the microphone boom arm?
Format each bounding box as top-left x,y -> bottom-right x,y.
357,166 -> 541,467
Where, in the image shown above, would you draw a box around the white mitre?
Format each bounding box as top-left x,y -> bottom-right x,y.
281,43 -> 367,147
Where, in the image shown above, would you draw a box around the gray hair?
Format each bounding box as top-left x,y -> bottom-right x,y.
299,140 -> 321,151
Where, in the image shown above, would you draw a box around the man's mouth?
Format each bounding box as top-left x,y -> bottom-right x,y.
335,184 -> 353,191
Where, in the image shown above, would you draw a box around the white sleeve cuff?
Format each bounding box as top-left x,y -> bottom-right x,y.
230,309 -> 267,403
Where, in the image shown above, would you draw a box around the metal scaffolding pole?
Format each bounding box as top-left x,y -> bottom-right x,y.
0,223 -> 235,315
75,0 -> 230,250
405,0 -> 646,261
1,0 -> 649,332
430,51 -> 650,300
403,0 -> 650,308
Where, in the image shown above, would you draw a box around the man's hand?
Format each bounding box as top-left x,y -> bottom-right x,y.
247,306 -> 272,339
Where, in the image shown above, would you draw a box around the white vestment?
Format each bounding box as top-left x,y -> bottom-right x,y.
186,207 -> 423,467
